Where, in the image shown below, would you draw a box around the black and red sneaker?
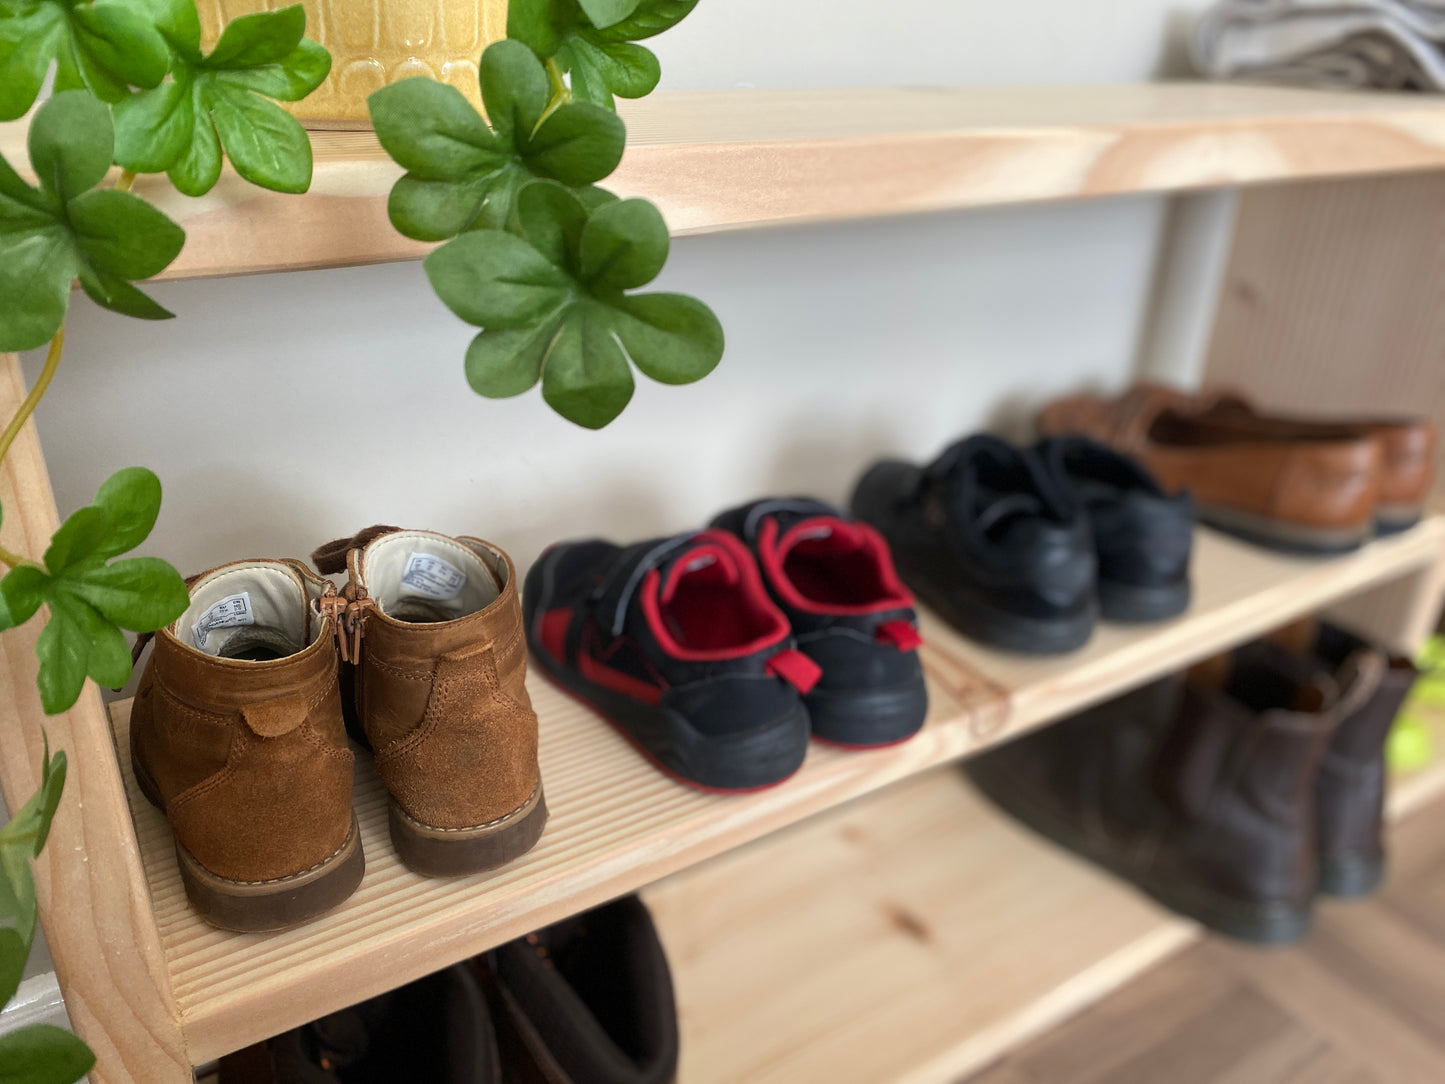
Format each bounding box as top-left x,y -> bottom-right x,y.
710,498 -> 929,748
523,530 -> 815,792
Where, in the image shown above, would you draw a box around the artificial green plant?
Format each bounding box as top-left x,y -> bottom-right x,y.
370,0 -> 722,429
0,3 -> 332,1077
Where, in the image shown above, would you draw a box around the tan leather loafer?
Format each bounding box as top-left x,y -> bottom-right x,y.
1199,394 -> 1435,534
1038,384 -> 1383,553
130,559 -> 365,932
313,527 -> 546,877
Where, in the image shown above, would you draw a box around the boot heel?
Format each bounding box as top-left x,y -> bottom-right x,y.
1318,852 -> 1385,898
388,786 -> 547,878
175,814 -> 366,933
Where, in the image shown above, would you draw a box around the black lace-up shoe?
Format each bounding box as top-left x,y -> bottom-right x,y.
852,435 -> 1097,654
1035,436 -> 1194,622
524,531 -> 814,791
710,497 -> 928,748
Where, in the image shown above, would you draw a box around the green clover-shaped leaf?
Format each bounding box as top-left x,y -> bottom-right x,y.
0,736 -> 66,1008
425,182 -> 722,429
370,39 -> 625,243
0,467 -> 188,715
111,3 -> 330,196
0,0 -> 169,120
508,0 -> 697,109
0,92 -> 185,353
0,1023 -> 94,1084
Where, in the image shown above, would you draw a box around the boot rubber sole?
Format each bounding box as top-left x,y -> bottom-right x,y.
966,762 -> 1313,945
1317,850 -> 1385,898
389,784 -> 548,878
135,754 -> 365,932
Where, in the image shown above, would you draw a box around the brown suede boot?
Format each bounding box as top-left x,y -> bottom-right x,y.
130,559 -> 365,932
312,527 -> 546,877
965,643 -> 1377,943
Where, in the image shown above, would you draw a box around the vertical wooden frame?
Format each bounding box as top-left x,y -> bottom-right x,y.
0,355 -> 190,1083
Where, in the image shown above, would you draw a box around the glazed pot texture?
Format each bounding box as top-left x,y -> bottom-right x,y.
198,0 -> 507,127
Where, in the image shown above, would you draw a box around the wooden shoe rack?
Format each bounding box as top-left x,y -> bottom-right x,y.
2,83 -> 1445,1082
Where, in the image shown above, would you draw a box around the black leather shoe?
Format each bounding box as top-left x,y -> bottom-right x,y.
490,895 -> 678,1084
710,497 -> 928,748
851,435 -> 1097,654
1035,436 -> 1194,622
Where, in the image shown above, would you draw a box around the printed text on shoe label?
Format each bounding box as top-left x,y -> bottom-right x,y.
401,552 -> 467,600
193,592 -> 254,649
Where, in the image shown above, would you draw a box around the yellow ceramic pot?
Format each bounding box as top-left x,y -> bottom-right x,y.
197,0 -> 508,128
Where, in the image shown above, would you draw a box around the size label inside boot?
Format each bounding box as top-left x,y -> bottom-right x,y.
401,552 -> 467,600
192,592 -> 254,648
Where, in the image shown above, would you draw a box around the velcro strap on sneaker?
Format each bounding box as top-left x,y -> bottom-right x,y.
766,650 -> 823,695
876,620 -> 923,651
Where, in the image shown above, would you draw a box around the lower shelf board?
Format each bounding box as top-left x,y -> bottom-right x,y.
645,741 -> 1445,1084
104,518 -> 1445,1064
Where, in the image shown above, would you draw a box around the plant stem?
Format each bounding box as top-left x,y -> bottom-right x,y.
545,57 -> 571,103
0,326 -> 64,487
538,57 -> 572,127
116,169 -> 136,193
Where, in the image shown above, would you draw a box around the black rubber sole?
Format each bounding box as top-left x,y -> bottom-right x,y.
966,762 -> 1312,944
1098,578 -> 1191,624
807,681 -> 928,747
523,555 -> 810,792
911,576 -> 1096,655
1317,851 -> 1385,899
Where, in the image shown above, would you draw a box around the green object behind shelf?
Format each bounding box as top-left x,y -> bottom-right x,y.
1389,712 -> 1434,773
1387,633 -> 1445,773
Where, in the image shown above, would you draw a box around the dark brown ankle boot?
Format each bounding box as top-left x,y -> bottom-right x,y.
130,559 -> 365,932
1272,621 -> 1418,897
966,648 -> 1355,943
313,527 -> 547,878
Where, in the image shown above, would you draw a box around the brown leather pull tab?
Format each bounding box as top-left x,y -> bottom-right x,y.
241,694 -> 310,739
311,525 -> 403,575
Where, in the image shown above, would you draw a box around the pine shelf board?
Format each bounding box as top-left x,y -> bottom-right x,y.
927,514 -> 1445,736
644,767 -> 1196,1084
103,517 -> 1444,1065
644,732 -> 1445,1084
8,83 -> 1445,282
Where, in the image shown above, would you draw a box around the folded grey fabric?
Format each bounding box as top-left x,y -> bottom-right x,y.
1193,1 -> 1445,89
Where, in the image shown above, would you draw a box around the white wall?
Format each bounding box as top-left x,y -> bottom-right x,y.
35,195 -> 1167,580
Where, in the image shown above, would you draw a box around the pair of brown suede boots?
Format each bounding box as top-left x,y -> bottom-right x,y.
130,527 -> 546,932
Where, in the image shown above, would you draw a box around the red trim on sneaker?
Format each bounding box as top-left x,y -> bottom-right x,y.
876,619 -> 923,652
577,651 -> 664,706
640,530 -> 790,661
538,608 -> 572,662
766,649 -> 823,695
757,516 -> 913,616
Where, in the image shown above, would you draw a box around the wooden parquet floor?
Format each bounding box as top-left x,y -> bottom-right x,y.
969,794 -> 1445,1084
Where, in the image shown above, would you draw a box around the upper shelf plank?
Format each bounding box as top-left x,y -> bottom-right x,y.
6,83 -> 1445,281
105,517 -> 1445,1065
